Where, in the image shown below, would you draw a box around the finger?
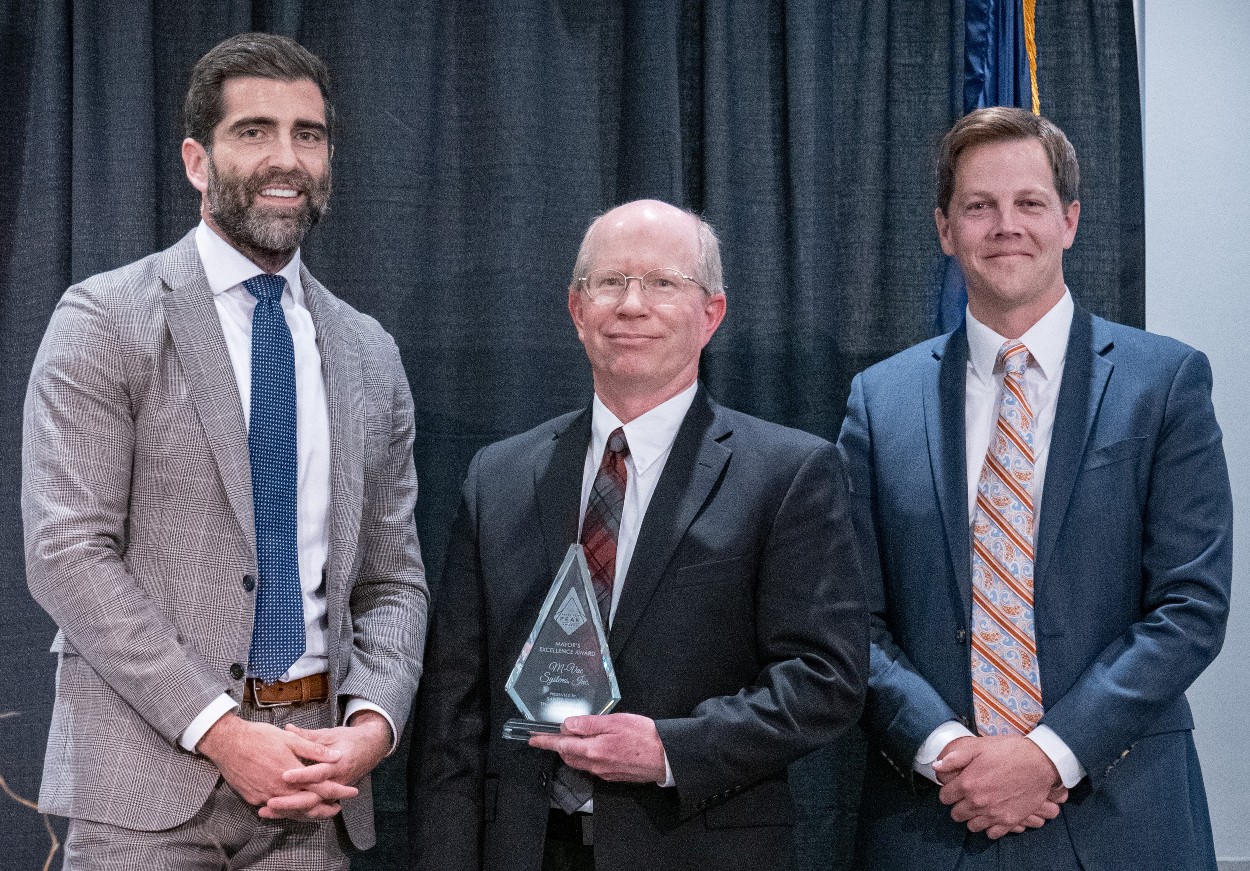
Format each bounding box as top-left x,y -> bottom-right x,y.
263,789 -> 327,814
283,762 -> 341,785
282,765 -> 360,800
964,814 -> 991,833
283,723 -> 330,742
938,781 -> 968,807
562,716 -> 610,737
1036,801 -> 1061,820
934,746 -> 974,772
527,734 -> 561,752
305,780 -> 359,801
985,824 -> 1012,840
1021,814 -> 1047,828
259,800 -> 342,821
949,802 -> 976,823
282,733 -> 343,764
1048,786 -> 1069,803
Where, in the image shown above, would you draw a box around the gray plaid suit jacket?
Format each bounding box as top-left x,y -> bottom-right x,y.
22,230 -> 428,849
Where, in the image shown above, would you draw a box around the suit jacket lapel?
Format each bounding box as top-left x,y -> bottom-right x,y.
303,268 -> 364,608
158,231 -> 255,549
535,408 -> 590,580
925,327 -> 974,612
609,388 -> 730,661
1035,308 -> 1113,581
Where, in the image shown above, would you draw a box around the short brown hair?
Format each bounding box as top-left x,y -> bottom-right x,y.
937,106 -> 1079,212
183,32 -> 333,147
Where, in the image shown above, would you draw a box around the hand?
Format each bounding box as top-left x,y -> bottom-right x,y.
197,713 -> 349,816
934,735 -> 1067,838
261,710 -> 392,820
528,713 -> 667,783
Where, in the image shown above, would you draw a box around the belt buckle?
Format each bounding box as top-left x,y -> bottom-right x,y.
249,678 -> 296,708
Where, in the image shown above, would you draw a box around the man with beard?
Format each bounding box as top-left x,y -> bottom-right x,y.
22,33 -> 427,869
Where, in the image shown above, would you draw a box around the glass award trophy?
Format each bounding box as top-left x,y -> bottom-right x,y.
502,544 -> 620,740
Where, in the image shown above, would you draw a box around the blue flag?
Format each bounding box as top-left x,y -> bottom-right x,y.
935,0 -> 1038,335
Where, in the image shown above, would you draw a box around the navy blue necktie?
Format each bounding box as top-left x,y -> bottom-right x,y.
244,274 -> 304,682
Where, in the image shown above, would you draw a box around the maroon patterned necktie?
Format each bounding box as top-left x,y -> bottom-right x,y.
580,427 -> 629,624
550,427 -> 631,815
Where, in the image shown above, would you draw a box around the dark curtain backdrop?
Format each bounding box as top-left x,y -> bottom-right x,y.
0,2 -> 1141,868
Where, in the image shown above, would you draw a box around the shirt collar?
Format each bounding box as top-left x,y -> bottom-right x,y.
965,289 -> 1073,385
195,220 -> 304,305
590,381 -> 699,476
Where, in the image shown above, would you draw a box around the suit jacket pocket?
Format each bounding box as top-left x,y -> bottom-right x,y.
667,555 -> 749,590
1082,436 -> 1146,471
703,777 -> 795,829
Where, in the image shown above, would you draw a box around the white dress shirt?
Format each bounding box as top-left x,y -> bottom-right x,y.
913,290 -> 1086,789
180,221 -> 392,752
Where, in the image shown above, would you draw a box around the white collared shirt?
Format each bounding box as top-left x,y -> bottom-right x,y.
181,221 -> 390,752
914,290 -> 1086,789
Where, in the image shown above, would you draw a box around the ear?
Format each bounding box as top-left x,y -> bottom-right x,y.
700,292 -> 727,347
182,138 -> 210,195
935,207 -> 954,256
1061,199 -> 1081,250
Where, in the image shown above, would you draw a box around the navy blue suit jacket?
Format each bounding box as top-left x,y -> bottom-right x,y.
410,387 -> 868,871
838,307 -> 1231,870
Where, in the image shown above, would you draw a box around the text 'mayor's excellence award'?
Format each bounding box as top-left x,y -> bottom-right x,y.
502,544 -> 620,740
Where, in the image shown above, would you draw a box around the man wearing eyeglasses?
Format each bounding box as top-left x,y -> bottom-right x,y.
409,199 -> 867,871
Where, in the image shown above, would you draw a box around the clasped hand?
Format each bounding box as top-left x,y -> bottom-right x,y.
932,735 -> 1069,839
528,713 -> 667,783
198,711 -> 392,821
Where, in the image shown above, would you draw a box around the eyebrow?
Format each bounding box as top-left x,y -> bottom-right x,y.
226,116 -> 328,136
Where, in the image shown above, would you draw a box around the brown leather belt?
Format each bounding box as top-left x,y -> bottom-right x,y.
244,672 -> 329,707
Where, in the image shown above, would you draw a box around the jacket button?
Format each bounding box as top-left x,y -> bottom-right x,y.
230,663 -> 245,680
242,574 -> 256,592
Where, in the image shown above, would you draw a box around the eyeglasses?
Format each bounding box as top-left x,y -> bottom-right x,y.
577,268 -> 712,304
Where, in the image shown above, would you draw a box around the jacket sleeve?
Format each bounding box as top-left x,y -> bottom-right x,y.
837,372 -> 965,775
1038,348 -> 1232,789
408,447 -> 489,871
22,284 -> 227,743
655,439 -> 870,812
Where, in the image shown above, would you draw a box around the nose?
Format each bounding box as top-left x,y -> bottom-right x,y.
266,131 -> 300,170
614,277 -> 649,313
994,206 -> 1022,235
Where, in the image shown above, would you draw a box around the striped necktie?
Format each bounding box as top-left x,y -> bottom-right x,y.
970,341 -> 1044,735
549,427 -> 630,814
579,427 -> 629,624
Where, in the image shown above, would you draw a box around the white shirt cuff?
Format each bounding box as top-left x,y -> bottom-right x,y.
658,749 -> 675,788
1027,724 -> 1086,788
180,693 -> 239,752
343,698 -> 399,756
913,720 -> 975,784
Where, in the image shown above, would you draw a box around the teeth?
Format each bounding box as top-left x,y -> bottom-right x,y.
260,188 -> 299,198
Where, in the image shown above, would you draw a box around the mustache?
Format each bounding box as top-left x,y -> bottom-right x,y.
245,169 -> 322,195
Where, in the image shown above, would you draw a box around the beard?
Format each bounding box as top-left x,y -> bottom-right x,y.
205,155 -> 331,257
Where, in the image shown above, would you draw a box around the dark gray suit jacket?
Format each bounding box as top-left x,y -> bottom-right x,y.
409,388 -> 868,871
23,231 -> 428,848
839,306 -> 1231,870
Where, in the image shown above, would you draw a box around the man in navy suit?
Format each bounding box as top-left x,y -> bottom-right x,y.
409,199 -> 867,871
839,107 -> 1232,870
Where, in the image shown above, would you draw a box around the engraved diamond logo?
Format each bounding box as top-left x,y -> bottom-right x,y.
553,589 -> 588,635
